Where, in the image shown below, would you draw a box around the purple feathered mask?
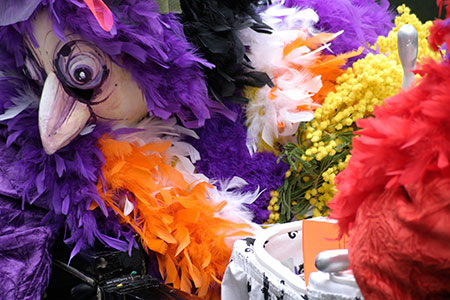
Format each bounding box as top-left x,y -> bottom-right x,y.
0,0 -> 223,131
0,0 -> 220,262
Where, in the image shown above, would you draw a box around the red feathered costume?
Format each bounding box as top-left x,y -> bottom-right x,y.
330,15 -> 450,300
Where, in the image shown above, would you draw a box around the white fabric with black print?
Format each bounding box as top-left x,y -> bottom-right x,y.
222,228 -> 306,300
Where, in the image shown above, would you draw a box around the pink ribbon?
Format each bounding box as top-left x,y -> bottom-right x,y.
83,0 -> 114,32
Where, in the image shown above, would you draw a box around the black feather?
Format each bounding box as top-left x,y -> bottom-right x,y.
179,0 -> 273,104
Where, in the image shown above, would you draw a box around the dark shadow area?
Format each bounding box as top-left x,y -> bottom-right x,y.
389,0 -> 442,22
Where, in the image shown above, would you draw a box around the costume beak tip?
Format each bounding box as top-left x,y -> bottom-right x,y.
38,72 -> 91,155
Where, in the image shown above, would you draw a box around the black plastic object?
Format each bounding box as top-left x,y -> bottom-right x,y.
52,240 -> 147,283
46,240 -> 201,300
102,278 -> 201,300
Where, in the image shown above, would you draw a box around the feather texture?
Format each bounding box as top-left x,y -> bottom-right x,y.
1,0 -> 222,128
190,103 -> 289,224
97,122 -> 258,299
0,0 -> 42,26
0,0 -> 239,260
179,0 -> 273,104
0,0 -> 237,278
0,45 -> 139,260
280,0 -> 394,65
241,5 -> 361,152
429,17 -> 450,52
329,55 -> 450,300
212,176 -> 262,225
0,76 -> 136,261
0,79 -> 38,121
438,0 -> 450,17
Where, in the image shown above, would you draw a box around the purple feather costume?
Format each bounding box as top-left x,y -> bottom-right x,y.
191,104 -> 289,224
281,0 -> 395,64
0,0 -> 219,298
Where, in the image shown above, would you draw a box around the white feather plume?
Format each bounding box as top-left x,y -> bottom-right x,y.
240,5 -> 344,153
263,4 -> 319,32
0,83 -> 39,121
210,176 -> 263,225
113,117 -> 201,179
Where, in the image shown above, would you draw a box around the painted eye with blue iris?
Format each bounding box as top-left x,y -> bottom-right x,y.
25,10 -> 148,155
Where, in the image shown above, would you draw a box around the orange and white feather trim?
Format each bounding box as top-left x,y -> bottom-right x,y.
96,118 -> 259,299
241,4 -> 361,153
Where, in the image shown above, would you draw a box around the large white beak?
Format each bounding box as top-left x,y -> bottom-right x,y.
39,72 -> 91,155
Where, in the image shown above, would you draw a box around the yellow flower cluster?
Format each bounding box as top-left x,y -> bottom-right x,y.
270,6 -> 441,222
307,154 -> 351,217
267,190 -> 281,223
305,52 -> 403,158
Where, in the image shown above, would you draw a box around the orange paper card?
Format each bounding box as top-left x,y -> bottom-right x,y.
302,218 -> 347,285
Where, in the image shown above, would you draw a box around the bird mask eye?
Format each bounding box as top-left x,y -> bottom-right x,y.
54,40 -> 109,103
23,9 -> 147,154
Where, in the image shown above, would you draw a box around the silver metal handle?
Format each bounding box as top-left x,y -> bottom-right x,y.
398,24 -> 419,89
315,249 -> 350,273
315,249 -> 360,288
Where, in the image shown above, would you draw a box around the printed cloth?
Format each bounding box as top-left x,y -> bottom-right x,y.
222,227 -> 305,300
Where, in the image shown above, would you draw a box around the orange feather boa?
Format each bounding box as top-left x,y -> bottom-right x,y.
95,136 -> 252,299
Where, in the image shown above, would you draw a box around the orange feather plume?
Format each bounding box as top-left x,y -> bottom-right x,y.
96,136 -> 252,299
282,34 -> 363,104
307,47 -> 363,104
282,32 -> 337,58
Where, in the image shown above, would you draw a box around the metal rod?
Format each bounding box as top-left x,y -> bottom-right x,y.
52,259 -> 97,287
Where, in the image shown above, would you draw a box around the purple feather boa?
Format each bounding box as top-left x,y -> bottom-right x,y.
1,0 -> 227,128
0,69 -> 136,259
1,116 -> 136,262
190,104 -> 289,223
280,0 -> 395,64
